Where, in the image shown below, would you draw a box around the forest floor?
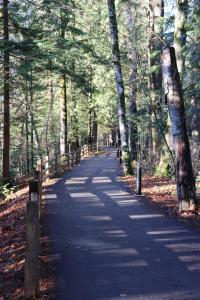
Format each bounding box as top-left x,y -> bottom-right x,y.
1,173 -> 200,299
0,184 -> 55,300
123,175 -> 200,230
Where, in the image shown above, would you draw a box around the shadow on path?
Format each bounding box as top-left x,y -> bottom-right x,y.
45,148 -> 200,300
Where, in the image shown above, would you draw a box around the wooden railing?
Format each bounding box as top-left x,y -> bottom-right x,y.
24,143 -> 97,298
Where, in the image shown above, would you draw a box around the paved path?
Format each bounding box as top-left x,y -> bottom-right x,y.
45,148 -> 200,300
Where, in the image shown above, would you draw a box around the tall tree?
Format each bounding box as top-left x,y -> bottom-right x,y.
174,0 -> 188,78
161,47 -> 196,211
123,0 -> 138,162
148,0 -> 164,154
107,0 -> 130,173
59,14 -> 68,156
2,0 -> 10,180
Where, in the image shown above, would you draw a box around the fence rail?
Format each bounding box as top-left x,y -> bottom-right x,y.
24,143 -> 97,299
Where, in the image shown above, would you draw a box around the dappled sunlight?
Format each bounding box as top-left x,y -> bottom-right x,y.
100,260 -> 148,268
44,148 -> 200,299
81,215 -> 112,221
92,176 -> 112,183
129,214 -> 164,220
65,176 -> 89,184
146,229 -> 189,235
102,229 -> 127,238
93,247 -> 138,256
104,190 -> 130,196
115,199 -> 138,206
154,236 -> 199,242
69,192 -> 95,198
165,243 -> 200,253
178,255 -> 200,263
43,193 -> 57,199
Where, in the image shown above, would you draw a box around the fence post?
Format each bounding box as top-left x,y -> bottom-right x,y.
36,159 -> 42,173
25,181 -> 39,299
136,165 -> 142,195
34,172 -> 42,217
45,155 -> 49,180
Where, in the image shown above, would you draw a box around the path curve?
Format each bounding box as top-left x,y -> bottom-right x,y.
45,148 -> 200,300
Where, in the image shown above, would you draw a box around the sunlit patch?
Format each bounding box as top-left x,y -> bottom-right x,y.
94,247 -> 138,256
69,192 -> 95,198
166,243 -> 200,253
187,264 -> 200,272
104,190 -> 130,196
92,176 -> 112,183
65,177 -> 89,184
129,214 -> 163,220
178,255 -> 200,263
82,215 -> 112,221
115,199 -> 138,206
100,260 -> 148,268
43,194 -> 57,199
154,236 -> 198,242
147,229 -> 189,235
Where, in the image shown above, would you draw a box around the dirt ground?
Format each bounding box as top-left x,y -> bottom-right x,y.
0,184 -> 56,300
123,175 -> 200,231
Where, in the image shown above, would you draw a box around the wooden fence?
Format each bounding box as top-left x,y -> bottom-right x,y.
24,143 -> 97,298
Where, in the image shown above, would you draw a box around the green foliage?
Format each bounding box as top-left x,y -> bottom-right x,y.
0,182 -> 15,199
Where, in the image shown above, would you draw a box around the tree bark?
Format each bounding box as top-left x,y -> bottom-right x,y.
123,0 -> 138,162
60,74 -> 68,155
2,0 -> 10,180
174,0 -> 188,79
160,47 -> 196,211
107,0 -> 130,173
148,0 -> 164,155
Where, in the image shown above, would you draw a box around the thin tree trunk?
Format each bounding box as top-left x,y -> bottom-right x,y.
2,0 -> 10,180
30,72 -> 34,171
107,0 -> 130,173
92,117 -> 98,145
60,74 -> 68,155
161,47 -> 196,211
148,0 -> 164,155
123,0 -> 137,162
174,0 -> 188,79
46,70 -> 54,155
25,100 -> 30,174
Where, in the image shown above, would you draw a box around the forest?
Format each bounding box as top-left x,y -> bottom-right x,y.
0,0 -> 200,211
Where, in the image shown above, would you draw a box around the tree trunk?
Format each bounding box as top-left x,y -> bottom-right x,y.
92,115 -> 98,145
107,0 -> 130,174
60,74 -> 68,155
189,97 -> 200,143
2,0 -> 10,180
160,47 -> 196,211
123,0 -> 137,162
174,0 -> 188,79
148,0 -> 164,155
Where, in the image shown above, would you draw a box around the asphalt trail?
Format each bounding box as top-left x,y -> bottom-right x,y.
45,148 -> 200,300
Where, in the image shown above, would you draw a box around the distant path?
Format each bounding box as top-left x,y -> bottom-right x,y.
45,148 -> 200,300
